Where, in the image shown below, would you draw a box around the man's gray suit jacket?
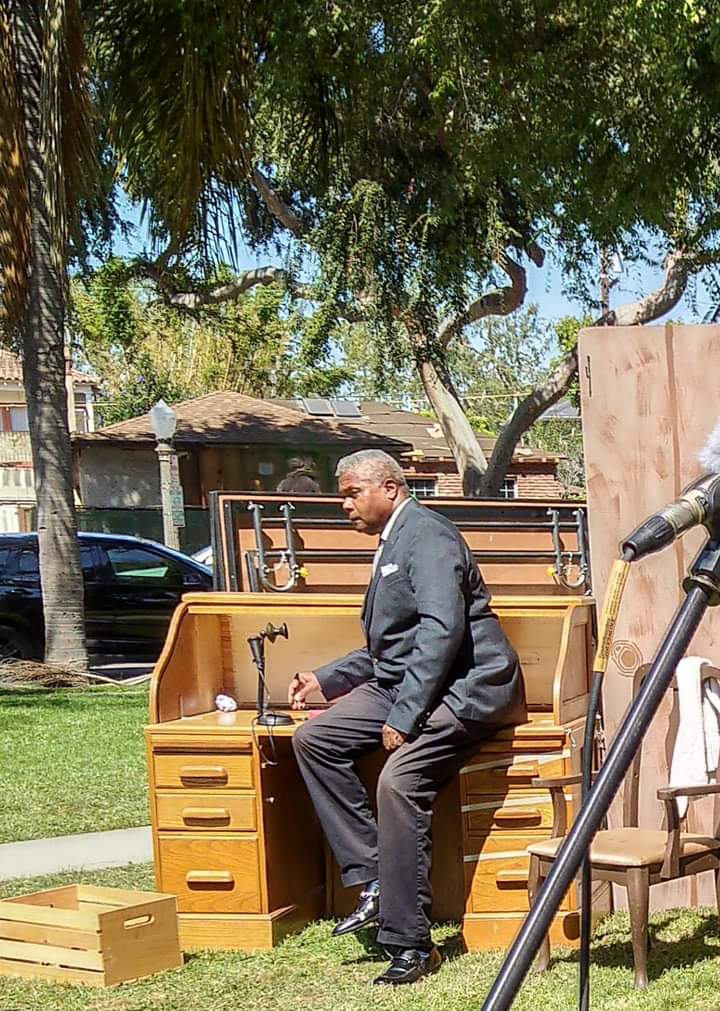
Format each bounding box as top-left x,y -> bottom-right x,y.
314,498 -> 526,737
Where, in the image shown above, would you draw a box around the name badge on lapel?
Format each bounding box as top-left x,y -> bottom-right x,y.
380,562 -> 399,577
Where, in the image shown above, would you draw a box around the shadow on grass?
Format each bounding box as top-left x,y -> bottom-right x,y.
547,910 -> 720,984
342,930 -> 387,964
342,927 -> 465,966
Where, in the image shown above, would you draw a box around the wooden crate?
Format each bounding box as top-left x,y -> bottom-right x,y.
0,884 -> 183,987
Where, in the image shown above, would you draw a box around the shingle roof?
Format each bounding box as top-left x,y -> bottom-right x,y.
272,399 -> 562,464
0,349 -> 98,386
72,391 -> 412,451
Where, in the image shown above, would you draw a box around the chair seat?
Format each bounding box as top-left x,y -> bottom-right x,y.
527,828 -> 720,867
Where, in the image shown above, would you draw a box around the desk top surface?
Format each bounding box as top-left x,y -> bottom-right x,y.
145,707 -> 571,740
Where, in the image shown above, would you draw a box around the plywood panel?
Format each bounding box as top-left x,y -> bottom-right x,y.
580,323 -> 720,910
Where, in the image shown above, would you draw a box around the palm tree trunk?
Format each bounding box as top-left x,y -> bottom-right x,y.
12,0 -> 87,668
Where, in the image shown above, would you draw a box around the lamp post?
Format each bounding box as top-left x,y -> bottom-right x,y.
149,399 -> 180,550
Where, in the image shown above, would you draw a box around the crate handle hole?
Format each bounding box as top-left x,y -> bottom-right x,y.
124,914 -> 155,929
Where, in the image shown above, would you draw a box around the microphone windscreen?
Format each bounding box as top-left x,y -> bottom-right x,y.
698,418 -> 720,473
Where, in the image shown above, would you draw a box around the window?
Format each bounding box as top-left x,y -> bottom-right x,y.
15,547 -> 39,580
9,543 -> 97,583
9,407 -> 29,432
79,544 -> 98,576
106,546 -> 182,585
407,478 -> 437,498
500,476 -> 519,500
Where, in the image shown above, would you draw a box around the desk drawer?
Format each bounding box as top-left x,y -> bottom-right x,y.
154,752 -> 253,790
157,835 -> 262,913
464,845 -> 572,914
463,793 -> 559,836
156,792 -> 257,831
461,755 -> 568,794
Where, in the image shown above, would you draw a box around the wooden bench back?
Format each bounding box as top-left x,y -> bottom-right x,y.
210,493 -> 589,597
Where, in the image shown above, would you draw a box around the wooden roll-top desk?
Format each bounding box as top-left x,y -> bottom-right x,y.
145,592 -> 600,951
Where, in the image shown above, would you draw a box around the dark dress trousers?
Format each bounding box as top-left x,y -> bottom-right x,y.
292,498 -> 526,949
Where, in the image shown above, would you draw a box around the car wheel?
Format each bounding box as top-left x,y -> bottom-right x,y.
0,625 -> 34,662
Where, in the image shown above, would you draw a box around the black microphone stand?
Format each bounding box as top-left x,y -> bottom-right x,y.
578,667 -> 603,1011
248,622 -> 294,727
481,537 -> 720,1011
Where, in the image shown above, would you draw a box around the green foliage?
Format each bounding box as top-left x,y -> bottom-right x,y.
334,320 -> 421,403
77,1 -> 720,492
552,314 -> 593,408
450,306 -> 556,435
88,2 -> 720,319
71,259 -> 352,424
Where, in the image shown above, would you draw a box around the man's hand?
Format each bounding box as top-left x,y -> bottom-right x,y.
288,670 -> 321,710
382,724 -> 406,751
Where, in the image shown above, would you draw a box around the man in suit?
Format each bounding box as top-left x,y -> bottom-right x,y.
289,449 -> 526,985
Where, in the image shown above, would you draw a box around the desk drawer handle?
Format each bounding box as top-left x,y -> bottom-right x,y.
180,765 -> 228,781
493,763 -> 539,778
496,870 -> 528,887
494,807 -> 542,824
182,807 -> 231,822
186,870 -> 234,885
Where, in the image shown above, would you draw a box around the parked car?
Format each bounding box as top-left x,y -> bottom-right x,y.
0,532 -> 213,662
191,544 -> 213,568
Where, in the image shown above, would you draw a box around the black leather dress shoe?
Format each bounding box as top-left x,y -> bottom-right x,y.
372,946 -> 442,985
332,881 -> 380,936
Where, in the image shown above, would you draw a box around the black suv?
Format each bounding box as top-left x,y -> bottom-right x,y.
0,532 -> 213,662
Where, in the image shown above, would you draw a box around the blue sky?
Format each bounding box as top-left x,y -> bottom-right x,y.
526,255 -> 715,324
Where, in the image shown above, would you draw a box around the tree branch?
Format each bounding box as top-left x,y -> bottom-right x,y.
478,347 -> 579,495
478,246 -> 692,495
162,266 -> 292,309
251,167 -> 306,238
418,357 -> 489,495
130,257 -> 315,310
438,248 -> 536,346
609,248 -> 690,325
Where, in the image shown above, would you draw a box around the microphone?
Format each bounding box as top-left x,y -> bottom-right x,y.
621,419 -> 720,560
247,634 -> 264,670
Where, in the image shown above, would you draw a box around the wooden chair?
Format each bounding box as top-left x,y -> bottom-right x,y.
526,663 -> 720,989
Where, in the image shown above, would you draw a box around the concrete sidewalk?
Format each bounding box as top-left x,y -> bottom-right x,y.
0,826 -> 152,881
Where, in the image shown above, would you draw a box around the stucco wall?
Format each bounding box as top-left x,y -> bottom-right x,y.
77,445 -> 160,508
0,433 -> 32,464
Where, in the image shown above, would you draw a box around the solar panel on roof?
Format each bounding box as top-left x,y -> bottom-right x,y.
331,399 -> 362,418
302,397 -> 334,416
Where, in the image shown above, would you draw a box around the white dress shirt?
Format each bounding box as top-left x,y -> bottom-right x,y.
372,496 -> 412,575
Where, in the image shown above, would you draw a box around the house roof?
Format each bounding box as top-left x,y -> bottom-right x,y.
272,399 -> 562,464
537,398 -> 580,421
72,391 -> 412,452
0,349 -> 98,387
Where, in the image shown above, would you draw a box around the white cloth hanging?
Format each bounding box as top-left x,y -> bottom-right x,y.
669,655 -> 720,818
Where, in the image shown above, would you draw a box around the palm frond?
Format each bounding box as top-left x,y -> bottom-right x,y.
0,0 -> 30,336
89,2 -> 256,259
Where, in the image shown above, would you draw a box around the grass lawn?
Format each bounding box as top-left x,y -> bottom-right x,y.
1,864 -> 720,1010
0,686 -> 149,842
